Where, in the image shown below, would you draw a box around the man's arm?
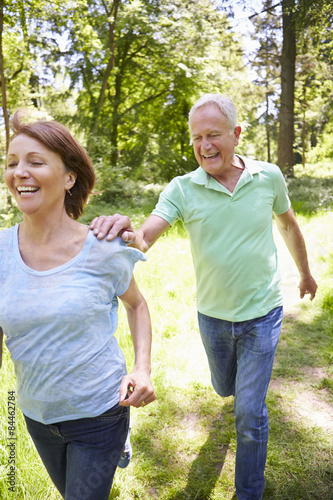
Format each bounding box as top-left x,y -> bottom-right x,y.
134,215 -> 170,252
90,214 -> 170,253
274,207 -> 317,300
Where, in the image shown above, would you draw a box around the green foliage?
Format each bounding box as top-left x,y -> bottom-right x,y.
79,180 -> 163,226
286,160 -> 333,215
307,121 -> 333,163
0,0 -> 333,183
28,0 -> 253,182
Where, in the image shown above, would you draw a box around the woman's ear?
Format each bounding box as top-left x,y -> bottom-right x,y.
66,172 -> 77,190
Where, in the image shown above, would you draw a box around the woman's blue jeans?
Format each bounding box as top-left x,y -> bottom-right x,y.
198,306 -> 283,500
24,403 -> 129,500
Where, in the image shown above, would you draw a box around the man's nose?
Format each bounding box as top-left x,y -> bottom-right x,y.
201,137 -> 211,151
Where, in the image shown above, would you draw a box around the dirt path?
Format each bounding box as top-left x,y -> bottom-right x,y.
272,216 -> 333,434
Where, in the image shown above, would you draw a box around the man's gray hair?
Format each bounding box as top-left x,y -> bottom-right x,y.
189,94 -> 238,131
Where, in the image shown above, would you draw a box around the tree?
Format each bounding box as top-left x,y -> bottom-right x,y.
57,0 -> 249,188
277,0 -> 296,176
294,0 -> 333,165
250,0 -> 281,163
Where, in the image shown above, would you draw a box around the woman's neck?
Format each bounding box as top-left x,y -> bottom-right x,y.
20,210 -> 78,245
18,212 -> 89,271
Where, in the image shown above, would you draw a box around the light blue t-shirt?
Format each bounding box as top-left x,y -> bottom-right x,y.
152,156 -> 291,322
0,225 -> 146,424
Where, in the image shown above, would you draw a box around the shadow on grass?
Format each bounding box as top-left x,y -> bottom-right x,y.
264,391 -> 333,500
124,390 -> 236,500
110,303 -> 333,500
167,418 -> 231,500
265,307 -> 333,499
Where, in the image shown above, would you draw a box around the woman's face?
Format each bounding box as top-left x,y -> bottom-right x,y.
5,134 -> 75,217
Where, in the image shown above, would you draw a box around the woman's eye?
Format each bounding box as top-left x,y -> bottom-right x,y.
31,162 -> 43,166
7,162 -> 17,168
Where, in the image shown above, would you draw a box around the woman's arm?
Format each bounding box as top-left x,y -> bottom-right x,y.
118,277 -> 156,408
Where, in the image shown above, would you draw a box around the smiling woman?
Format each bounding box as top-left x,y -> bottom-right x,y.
6,134 -> 76,219
6,112 -> 95,220
0,111 -> 156,500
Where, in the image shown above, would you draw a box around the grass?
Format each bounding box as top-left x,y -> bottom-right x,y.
0,161 -> 333,499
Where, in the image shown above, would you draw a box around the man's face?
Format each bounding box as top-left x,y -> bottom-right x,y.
189,104 -> 241,183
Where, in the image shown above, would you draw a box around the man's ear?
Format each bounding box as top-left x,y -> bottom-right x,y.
234,126 -> 241,146
234,125 -> 242,146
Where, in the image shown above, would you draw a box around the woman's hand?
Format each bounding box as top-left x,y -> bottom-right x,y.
119,277 -> 156,408
119,369 -> 156,408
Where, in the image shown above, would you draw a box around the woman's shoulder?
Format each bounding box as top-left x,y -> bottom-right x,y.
90,233 -> 147,265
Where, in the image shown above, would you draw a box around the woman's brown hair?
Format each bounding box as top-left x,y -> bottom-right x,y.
10,111 -> 95,220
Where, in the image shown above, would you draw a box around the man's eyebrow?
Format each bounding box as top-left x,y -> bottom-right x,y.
192,129 -> 221,136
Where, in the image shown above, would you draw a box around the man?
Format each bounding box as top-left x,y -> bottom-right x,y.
90,94 -> 317,500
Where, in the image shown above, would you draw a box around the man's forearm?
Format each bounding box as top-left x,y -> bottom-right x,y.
274,208 -> 317,299
129,215 -> 170,253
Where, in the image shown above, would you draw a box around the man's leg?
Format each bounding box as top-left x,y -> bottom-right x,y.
234,306 -> 283,500
198,311 -> 237,397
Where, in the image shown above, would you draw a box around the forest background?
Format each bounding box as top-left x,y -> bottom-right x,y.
0,0 -> 332,197
0,0 -> 333,499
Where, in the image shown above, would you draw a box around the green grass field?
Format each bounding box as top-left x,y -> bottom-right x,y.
0,163 -> 332,499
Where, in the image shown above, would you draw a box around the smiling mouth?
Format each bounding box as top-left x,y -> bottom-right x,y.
202,153 -> 219,159
16,187 -> 40,194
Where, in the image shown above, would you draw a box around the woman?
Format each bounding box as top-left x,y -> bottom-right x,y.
0,112 -> 156,499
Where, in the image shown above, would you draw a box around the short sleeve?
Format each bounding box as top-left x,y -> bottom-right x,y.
272,166 -> 291,215
152,179 -> 184,226
111,243 -> 147,297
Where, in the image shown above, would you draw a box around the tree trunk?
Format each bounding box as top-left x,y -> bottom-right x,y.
110,71 -> 122,167
266,91 -> 271,163
89,0 -> 120,145
277,0 -> 296,177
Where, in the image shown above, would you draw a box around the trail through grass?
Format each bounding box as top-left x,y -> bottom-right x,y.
0,213 -> 332,499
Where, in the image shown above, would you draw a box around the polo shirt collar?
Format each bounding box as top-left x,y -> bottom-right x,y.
190,155 -> 262,194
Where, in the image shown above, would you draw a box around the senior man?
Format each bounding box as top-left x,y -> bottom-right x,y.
90,94 -> 317,500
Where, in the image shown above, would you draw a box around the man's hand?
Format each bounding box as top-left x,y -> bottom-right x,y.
299,274 -> 318,301
119,369 -> 156,408
90,214 -> 135,243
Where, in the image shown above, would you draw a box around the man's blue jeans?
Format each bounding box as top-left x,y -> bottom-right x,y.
198,306 -> 283,500
24,403 -> 129,500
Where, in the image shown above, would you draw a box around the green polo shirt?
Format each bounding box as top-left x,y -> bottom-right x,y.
152,156 -> 291,322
